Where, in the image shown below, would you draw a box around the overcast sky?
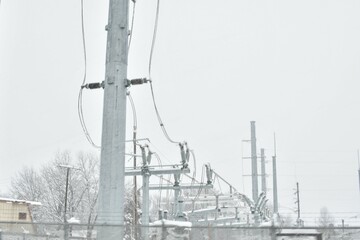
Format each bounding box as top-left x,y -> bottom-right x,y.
1,0 -> 360,225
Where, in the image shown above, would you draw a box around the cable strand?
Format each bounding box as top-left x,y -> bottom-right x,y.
77,0 -> 100,149
148,0 -> 160,80
149,81 -> 180,144
128,0 -> 136,54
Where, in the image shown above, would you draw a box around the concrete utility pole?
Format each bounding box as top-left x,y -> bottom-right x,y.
62,166 -> 70,240
272,156 -> 278,214
97,0 -> 129,239
250,121 -> 259,202
260,148 -> 266,194
58,164 -> 80,240
272,134 -> 278,214
357,150 -> 360,193
296,182 -> 301,226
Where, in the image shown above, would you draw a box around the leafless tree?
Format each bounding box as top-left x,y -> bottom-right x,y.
318,207 -> 335,239
10,151 -> 141,239
10,151 -> 99,238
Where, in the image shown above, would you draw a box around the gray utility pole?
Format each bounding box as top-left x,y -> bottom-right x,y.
272,156 -> 278,214
250,121 -> 259,202
97,0 -> 129,239
295,182 -> 301,226
272,134 -> 278,214
357,150 -> 360,192
260,148 -> 266,194
63,167 -> 70,240
58,165 -> 79,240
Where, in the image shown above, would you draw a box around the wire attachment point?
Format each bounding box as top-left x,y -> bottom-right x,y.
81,81 -> 104,89
125,78 -> 150,87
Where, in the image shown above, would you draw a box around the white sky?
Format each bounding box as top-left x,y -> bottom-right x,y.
1,0 -> 360,225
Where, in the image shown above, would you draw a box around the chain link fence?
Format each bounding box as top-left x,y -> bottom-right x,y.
1,222 -> 360,240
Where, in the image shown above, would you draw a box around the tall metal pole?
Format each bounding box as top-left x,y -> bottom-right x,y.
133,131 -> 138,239
296,182 -> 301,224
64,168 -> 70,240
272,133 -> 278,214
250,121 -> 259,202
142,173 -> 150,239
97,0 -> 129,238
64,168 -> 70,224
272,156 -> 278,214
357,150 -> 360,192
58,164 -> 79,240
260,148 -> 266,194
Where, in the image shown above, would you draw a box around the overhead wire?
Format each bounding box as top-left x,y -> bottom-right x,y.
77,0 -> 100,149
127,92 -> 137,132
190,150 -> 197,185
146,0 -> 181,145
149,82 -> 181,144
127,0 -> 137,54
192,164 -> 206,202
153,152 -> 164,208
148,0 -> 160,80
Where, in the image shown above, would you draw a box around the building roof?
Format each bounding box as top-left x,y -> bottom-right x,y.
0,197 -> 41,206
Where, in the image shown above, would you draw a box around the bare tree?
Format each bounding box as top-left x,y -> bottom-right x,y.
76,152 -> 99,239
318,207 -> 335,239
10,151 -> 99,231
318,207 -> 334,227
10,166 -> 44,202
10,151 -> 138,239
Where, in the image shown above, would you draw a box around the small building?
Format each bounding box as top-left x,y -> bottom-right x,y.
0,197 -> 41,234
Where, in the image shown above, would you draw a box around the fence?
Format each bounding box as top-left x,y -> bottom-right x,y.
1,221 -> 360,240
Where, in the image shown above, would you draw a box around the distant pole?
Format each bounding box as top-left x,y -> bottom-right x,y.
64,168 -> 70,224
58,165 -> 79,240
296,182 -> 301,224
64,168 -> 70,240
272,156 -> 278,214
133,130 -> 138,239
250,121 -> 259,202
357,150 -> 360,192
261,148 -> 266,194
272,133 -> 278,214
97,0 -> 129,238
142,173 -> 150,238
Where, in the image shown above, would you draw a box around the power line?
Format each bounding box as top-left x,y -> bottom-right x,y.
127,91 -> 137,130
145,0 -> 181,144
128,0 -> 137,54
77,0 -> 100,149
149,81 -> 181,144
148,0 -> 160,80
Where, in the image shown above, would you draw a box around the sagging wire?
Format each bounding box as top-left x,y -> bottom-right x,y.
146,0 -> 181,145
153,152 -> 164,208
148,0 -> 160,80
77,0 -> 100,149
149,81 -> 181,144
216,175 -> 223,194
190,150 -> 197,185
127,91 -> 138,133
128,0 -> 137,54
192,164 -> 206,203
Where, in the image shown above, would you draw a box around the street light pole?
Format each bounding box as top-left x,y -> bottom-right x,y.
58,164 -> 79,240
